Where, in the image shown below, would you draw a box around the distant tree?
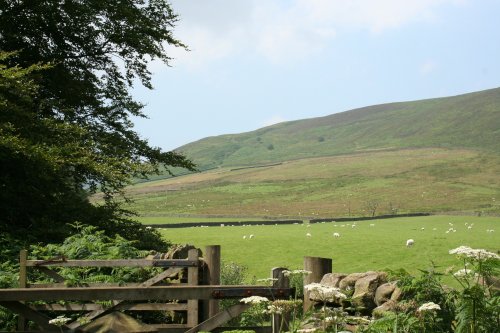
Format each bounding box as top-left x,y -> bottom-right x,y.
0,1 -> 195,249
364,200 -> 380,217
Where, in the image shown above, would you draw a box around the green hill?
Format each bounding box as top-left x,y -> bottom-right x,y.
177,87 -> 500,170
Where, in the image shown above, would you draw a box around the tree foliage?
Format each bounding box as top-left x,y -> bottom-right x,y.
0,1 -> 195,248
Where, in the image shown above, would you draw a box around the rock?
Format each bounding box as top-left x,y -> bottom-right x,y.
390,285 -> 402,302
320,273 -> 347,288
339,272 -> 377,291
374,281 -> 397,306
351,272 -> 387,314
372,300 -> 397,318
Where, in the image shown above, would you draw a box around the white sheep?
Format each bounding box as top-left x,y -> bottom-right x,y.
306,233 -> 312,237
243,235 -> 247,239
406,239 -> 415,247
249,234 -> 254,239
333,232 -> 340,238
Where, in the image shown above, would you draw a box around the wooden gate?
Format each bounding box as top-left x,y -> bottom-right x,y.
0,245 -> 293,333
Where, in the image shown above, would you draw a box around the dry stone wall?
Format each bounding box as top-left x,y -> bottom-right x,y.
314,271 -> 401,316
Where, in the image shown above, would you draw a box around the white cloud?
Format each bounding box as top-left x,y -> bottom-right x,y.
262,115 -> 287,127
162,0 -> 467,68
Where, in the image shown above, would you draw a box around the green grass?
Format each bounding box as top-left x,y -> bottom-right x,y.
120,148 -> 500,218
159,215 -> 499,284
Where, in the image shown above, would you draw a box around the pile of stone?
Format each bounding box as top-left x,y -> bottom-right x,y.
312,271 -> 401,316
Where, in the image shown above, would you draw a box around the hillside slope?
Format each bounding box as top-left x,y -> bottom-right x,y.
177,88 -> 500,169
125,148 -> 500,218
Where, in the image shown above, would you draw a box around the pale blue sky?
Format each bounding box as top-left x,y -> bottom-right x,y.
132,0 -> 500,151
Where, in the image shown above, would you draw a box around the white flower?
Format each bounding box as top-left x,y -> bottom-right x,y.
304,283 -> 347,302
240,296 -> 269,304
418,302 -> 441,312
297,328 -> 317,333
453,268 -> 475,277
49,315 -> 70,327
282,269 -> 312,277
449,246 -> 500,261
266,304 -> 283,314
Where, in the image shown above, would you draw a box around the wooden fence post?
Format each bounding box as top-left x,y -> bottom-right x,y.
17,249 -> 27,331
187,249 -> 199,327
272,267 -> 289,333
203,245 -> 221,320
303,256 -> 332,312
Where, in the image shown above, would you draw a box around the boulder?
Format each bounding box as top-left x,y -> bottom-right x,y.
351,272 -> 387,314
339,272 -> 377,291
390,285 -> 402,302
372,300 -> 398,318
374,281 -> 397,306
320,273 -> 347,288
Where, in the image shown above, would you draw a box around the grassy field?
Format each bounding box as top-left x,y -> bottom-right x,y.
159,215 -> 499,283
122,148 -> 500,219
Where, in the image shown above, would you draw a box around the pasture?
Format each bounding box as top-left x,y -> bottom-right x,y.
159,215 -> 499,282
122,148 -> 500,218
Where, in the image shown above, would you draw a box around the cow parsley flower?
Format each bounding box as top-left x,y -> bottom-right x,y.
282,269 -> 312,277
240,296 -> 269,304
266,299 -> 302,314
304,283 -> 347,302
449,246 -> 499,261
417,302 -> 441,312
48,315 -> 70,327
453,268 -> 475,277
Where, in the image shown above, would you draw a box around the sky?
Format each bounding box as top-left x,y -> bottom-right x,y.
132,0 -> 500,151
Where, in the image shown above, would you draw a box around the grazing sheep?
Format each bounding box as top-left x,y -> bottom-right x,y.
406,239 -> 415,247
333,232 -> 340,238
306,233 -> 312,237
249,234 -> 254,239
243,235 -> 247,239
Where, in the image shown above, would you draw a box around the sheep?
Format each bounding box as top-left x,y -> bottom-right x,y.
306,233 -> 312,237
243,235 -> 247,239
333,232 -> 340,238
249,234 -> 254,239
406,239 -> 415,247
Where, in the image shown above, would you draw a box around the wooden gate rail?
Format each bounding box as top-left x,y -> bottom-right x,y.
26,259 -> 199,267
0,286 -> 292,301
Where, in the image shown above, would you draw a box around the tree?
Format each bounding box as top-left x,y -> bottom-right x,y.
0,1 -> 195,249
